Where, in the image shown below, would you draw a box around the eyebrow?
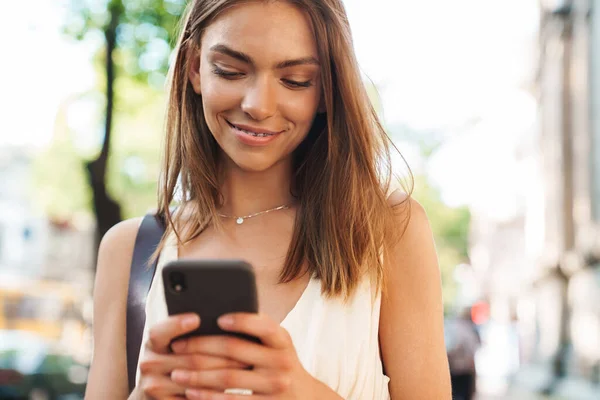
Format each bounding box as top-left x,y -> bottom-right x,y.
209,44 -> 320,69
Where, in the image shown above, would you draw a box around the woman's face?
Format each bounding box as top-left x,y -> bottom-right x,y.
189,1 -> 323,173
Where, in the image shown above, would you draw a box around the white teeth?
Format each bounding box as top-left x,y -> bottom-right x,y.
242,128 -> 270,137
231,123 -> 273,137
246,131 -> 269,137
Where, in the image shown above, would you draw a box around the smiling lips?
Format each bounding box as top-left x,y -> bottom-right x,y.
226,119 -> 285,146
226,120 -> 283,137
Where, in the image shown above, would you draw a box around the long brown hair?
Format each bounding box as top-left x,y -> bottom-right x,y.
156,0 -> 413,299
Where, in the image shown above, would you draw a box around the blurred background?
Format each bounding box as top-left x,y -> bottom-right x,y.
0,0 -> 599,399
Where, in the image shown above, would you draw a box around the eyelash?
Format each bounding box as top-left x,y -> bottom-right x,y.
211,66 -> 313,89
211,67 -> 242,78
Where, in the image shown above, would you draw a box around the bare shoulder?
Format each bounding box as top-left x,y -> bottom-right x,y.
384,191 -> 438,295
93,216 -> 144,320
380,191 -> 452,398
387,189 -> 432,243
386,188 -> 410,207
93,217 -> 143,313
97,217 -> 144,271
86,217 -> 143,400
93,217 -> 144,309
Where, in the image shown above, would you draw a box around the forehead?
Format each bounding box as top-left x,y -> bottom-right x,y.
201,1 -> 318,60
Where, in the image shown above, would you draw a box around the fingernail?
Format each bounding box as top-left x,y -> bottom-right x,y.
182,314 -> 199,330
171,340 -> 186,352
218,315 -> 234,327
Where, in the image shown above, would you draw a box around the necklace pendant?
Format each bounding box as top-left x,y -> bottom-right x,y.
236,217 -> 244,225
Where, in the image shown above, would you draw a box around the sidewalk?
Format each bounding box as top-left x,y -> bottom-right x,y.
475,385 -> 567,399
492,364 -> 600,400
551,376 -> 600,400
474,379 -> 560,400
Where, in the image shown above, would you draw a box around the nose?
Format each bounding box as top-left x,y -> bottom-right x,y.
241,76 -> 277,121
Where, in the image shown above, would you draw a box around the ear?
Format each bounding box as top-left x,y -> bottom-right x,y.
188,46 -> 202,95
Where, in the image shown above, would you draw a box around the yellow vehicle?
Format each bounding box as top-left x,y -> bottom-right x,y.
0,274 -> 86,341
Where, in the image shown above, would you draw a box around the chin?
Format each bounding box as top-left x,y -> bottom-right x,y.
228,153 -> 279,173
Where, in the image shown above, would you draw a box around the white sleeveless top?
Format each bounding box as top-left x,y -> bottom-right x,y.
136,233 -> 391,399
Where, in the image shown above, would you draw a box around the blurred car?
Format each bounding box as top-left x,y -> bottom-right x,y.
0,330 -> 87,400
0,274 -> 86,342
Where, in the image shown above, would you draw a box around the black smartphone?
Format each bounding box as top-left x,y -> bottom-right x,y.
162,259 -> 260,343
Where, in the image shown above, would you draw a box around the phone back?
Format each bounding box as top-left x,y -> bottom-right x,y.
162,259 -> 259,342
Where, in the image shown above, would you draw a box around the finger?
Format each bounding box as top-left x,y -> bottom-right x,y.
139,352 -> 249,376
139,374 -> 187,398
171,335 -> 278,367
185,388 -> 269,400
217,313 -> 292,349
147,313 -> 200,354
171,369 -> 290,395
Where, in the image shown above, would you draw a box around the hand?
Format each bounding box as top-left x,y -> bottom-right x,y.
170,313 -> 343,399
138,313 -> 248,399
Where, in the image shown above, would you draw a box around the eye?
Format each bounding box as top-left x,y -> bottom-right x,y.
211,65 -> 244,79
282,79 -> 313,89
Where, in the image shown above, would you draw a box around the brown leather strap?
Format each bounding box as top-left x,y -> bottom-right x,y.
126,213 -> 165,394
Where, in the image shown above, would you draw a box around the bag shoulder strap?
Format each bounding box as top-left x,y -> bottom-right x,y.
126,213 -> 165,394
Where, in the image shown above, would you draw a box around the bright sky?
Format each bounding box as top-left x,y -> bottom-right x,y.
0,0 -> 540,217
344,0 -> 540,218
0,1 -> 97,149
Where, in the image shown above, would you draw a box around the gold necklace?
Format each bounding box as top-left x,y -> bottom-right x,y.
218,204 -> 290,225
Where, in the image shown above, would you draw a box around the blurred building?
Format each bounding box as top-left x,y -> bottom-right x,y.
462,1 -> 600,398
0,145 -> 47,276
532,0 -> 600,396
0,145 -> 94,288
469,0 -> 600,397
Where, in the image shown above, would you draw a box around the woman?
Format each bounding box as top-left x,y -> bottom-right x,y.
85,0 -> 451,399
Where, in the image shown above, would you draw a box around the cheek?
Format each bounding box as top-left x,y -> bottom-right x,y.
280,91 -> 321,126
200,74 -> 242,115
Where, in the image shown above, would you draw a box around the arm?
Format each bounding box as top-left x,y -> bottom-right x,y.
380,195 -> 452,399
86,218 -> 225,400
85,218 -> 143,400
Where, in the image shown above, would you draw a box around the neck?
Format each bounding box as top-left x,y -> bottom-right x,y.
218,158 -> 295,217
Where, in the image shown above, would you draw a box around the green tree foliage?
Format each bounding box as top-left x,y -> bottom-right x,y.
106,76 -> 166,218
32,82 -> 166,222
32,100 -> 92,221
64,0 -> 186,85
40,0 -> 188,254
